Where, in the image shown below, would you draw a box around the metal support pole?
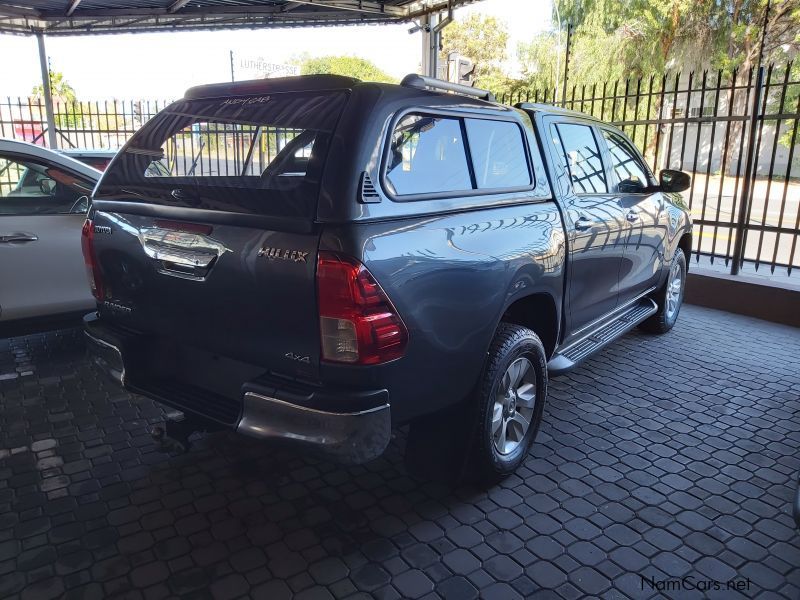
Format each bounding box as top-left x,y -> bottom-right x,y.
420,14 -> 432,77
429,12 -> 440,78
731,66 -> 765,275
230,50 -> 235,82
561,22 -> 571,107
36,32 -> 58,149
419,11 -> 444,78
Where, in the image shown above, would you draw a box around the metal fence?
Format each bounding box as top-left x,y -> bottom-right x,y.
496,62 -> 800,279
2,63 -> 799,278
0,98 -> 170,150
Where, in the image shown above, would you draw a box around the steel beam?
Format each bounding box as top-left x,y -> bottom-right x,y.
65,0 -> 82,17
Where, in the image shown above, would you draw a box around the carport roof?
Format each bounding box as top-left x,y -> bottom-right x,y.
0,0 -> 475,35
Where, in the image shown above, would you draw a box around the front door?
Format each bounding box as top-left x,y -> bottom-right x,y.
545,120 -> 628,335
0,153 -> 95,322
599,128 -> 666,305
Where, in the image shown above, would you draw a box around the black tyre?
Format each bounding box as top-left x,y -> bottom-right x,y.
640,248 -> 687,334
469,323 -> 548,483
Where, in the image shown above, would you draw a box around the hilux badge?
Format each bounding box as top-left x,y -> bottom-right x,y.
258,247 -> 308,263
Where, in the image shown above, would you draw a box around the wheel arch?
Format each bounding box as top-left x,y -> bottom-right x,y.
678,231 -> 692,271
499,292 -> 560,360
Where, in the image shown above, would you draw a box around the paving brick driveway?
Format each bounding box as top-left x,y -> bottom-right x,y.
1,305 -> 799,599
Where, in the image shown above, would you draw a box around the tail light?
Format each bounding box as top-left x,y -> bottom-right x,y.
81,219 -> 104,302
317,252 -> 408,365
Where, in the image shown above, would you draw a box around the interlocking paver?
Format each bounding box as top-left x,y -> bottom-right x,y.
0,306 -> 798,599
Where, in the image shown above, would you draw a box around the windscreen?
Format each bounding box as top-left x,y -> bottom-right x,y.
95,90 -> 348,217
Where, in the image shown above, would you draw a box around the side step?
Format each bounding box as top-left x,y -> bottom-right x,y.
548,297 -> 658,375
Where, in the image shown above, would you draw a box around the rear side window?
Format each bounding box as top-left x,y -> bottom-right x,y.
386,115 -> 471,195
554,123 -> 607,194
96,91 -> 348,218
465,119 -> 530,189
385,113 -> 533,198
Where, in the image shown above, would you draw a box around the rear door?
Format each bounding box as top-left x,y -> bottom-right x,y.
544,118 -> 627,334
90,90 -> 349,381
0,153 -> 95,322
599,127 -> 666,304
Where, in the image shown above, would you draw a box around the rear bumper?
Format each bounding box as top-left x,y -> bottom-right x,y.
83,313 -> 391,464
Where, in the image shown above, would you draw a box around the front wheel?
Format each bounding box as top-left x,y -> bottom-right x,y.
640,248 -> 687,334
469,323 -> 548,483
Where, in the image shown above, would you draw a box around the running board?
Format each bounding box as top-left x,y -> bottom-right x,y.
548,297 -> 658,375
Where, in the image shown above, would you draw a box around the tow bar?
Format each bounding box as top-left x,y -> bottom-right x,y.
150,413 -> 215,454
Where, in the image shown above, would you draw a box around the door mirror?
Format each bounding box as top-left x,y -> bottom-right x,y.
660,169 -> 690,193
39,177 -> 57,195
617,178 -> 646,194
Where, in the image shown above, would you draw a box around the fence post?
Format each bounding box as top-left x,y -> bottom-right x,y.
730,65 -> 765,276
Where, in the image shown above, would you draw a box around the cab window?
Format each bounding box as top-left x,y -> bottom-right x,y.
602,129 -> 651,192
553,123 -> 607,194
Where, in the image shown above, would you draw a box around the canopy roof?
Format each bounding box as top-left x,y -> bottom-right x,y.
0,0 -> 474,35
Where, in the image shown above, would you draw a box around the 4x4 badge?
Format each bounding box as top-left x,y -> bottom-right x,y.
258,247 -> 308,263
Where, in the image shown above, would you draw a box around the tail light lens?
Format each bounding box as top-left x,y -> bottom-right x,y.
317,252 -> 408,365
81,219 -> 104,302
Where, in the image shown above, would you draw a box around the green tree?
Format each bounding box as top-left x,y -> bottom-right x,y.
31,70 -> 76,104
440,14 -> 510,90
554,0 -> 799,80
299,55 -> 396,83
516,33 -> 561,94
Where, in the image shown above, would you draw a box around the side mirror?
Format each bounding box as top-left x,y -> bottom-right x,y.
39,177 -> 57,195
660,169 -> 691,193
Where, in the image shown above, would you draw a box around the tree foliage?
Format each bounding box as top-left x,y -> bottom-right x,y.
298,55 -> 396,83
554,0 -> 799,82
440,14 -> 510,90
31,71 -> 76,104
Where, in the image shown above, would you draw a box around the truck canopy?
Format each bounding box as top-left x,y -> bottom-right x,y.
94,89 -> 349,219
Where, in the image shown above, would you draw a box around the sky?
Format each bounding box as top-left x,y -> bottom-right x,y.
0,0 -> 553,99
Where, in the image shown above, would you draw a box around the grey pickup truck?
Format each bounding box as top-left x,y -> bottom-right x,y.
82,74 -> 692,482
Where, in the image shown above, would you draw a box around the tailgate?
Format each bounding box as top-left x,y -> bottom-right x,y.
87,88 -> 351,382
90,208 -> 320,380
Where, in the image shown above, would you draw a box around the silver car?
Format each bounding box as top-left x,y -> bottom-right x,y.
0,138 -> 100,329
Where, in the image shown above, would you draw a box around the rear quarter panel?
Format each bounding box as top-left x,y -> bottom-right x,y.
320,200 -> 565,423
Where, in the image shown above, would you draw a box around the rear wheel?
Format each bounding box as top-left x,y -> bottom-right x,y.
469,323 -> 548,483
640,248 -> 686,334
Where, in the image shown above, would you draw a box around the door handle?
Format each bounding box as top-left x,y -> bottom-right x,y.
574,216 -> 594,231
0,233 -> 38,243
626,211 -> 639,222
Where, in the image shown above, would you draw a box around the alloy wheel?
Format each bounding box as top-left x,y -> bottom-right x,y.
492,357 -> 537,455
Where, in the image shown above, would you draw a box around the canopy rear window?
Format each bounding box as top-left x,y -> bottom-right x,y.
95,90 -> 348,218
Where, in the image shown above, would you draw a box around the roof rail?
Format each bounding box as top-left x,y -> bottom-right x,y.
400,74 -> 496,102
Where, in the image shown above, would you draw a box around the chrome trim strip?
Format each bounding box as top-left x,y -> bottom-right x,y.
84,330 -> 126,386
242,393 -> 389,418
237,392 -> 391,464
